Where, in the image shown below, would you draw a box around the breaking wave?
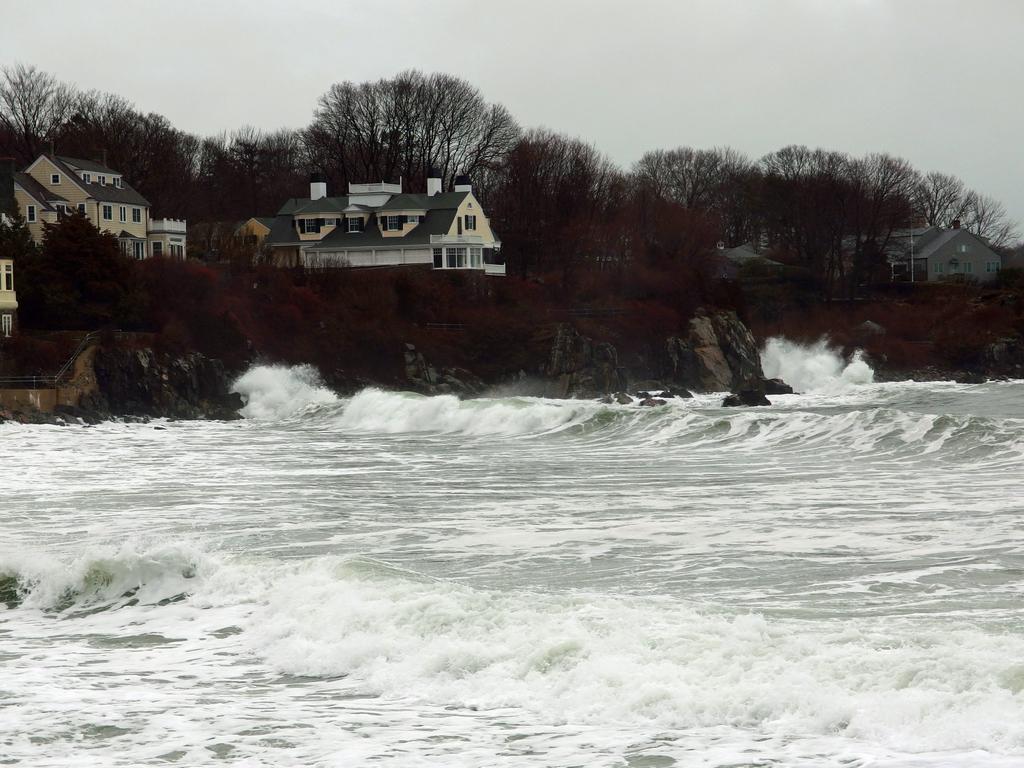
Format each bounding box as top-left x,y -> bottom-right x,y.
240,557 -> 1024,753
762,337 -> 874,393
0,540 -> 214,612
233,364 -> 339,419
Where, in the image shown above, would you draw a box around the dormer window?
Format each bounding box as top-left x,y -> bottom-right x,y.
98,175 -> 106,185
50,173 -> 60,185
348,217 -> 363,233
82,172 -> 91,183
114,177 -> 123,189
382,215 -> 404,231
465,214 -> 477,231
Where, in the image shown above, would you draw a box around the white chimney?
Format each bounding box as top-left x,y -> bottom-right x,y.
426,166 -> 442,196
310,173 -> 327,201
454,174 -> 472,193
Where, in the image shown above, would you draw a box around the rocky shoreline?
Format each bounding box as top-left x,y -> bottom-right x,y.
3,309 -> 1019,426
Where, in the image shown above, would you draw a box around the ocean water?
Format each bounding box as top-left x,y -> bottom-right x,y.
2,340 -> 1024,767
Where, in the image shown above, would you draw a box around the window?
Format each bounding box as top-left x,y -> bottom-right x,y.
383,215 -> 403,231
446,246 -> 467,268
78,203 -> 86,214
433,248 -> 443,268
987,261 -> 1000,273
102,205 -> 112,220
934,262 -> 943,274
465,214 -> 477,231
51,173 -> 60,185
323,218 -> 335,227
470,246 -> 482,268
133,241 -> 146,260
153,241 -> 164,257
348,217 -> 363,233
4,264 -> 12,291
98,175 -> 106,185
406,214 -> 424,225
119,206 -> 127,223
1,313 -> 11,338
959,244 -> 968,254
26,205 -> 36,223
114,178 -> 123,188
82,172 -> 91,183
963,261 -> 972,274
132,208 -> 141,223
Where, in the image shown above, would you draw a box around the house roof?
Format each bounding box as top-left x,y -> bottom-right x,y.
886,226 -> 999,263
720,244 -> 782,266
14,172 -> 62,211
57,155 -> 120,176
377,192 -> 468,211
308,209 -> 460,251
44,155 -> 151,207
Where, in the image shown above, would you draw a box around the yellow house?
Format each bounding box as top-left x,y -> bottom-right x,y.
235,217 -> 275,246
0,255 -> 16,338
265,172 -> 504,275
13,154 -> 187,260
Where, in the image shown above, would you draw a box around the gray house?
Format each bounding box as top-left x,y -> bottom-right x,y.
886,222 -> 1003,284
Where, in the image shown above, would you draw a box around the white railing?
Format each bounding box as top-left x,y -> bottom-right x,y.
348,181 -> 402,195
484,263 -> 506,276
149,218 -> 187,234
430,234 -> 485,245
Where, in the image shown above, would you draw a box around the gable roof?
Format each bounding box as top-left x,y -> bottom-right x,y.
27,154 -> 151,207
14,172 -> 63,211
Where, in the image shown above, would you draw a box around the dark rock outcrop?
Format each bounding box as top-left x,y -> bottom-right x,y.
722,389 -> 771,407
403,343 -> 485,396
545,323 -> 627,398
663,311 -> 764,392
85,347 -> 243,420
762,378 -> 794,395
981,336 -> 1024,378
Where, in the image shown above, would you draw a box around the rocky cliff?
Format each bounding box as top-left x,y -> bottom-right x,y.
80,347 -> 243,420
544,324 -> 628,398
535,311 -> 773,399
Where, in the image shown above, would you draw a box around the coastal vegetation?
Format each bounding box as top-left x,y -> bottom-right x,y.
2,63 -> 1024,388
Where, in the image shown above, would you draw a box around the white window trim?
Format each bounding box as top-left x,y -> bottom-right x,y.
102,205 -> 113,221
132,207 -> 141,223
26,205 -> 36,223
119,206 -> 127,223
82,172 -> 91,183
348,218 -> 362,233
50,173 -> 60,185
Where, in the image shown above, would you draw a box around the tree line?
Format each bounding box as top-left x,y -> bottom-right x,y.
1,62 -> 1020,301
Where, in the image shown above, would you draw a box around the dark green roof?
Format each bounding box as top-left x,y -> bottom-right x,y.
57,155 -> 120,175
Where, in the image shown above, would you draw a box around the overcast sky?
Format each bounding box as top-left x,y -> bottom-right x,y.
3,0 -> 1022,228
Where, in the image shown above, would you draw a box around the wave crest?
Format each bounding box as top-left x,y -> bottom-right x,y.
233,364 -> 339,420
762,337 -> 874,393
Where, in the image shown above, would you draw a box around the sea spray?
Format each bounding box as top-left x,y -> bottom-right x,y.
762,337 -> 874,393
233,364 -> 338,419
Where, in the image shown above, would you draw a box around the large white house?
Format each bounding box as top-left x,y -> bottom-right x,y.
13,154 -> 187,259
265,172 -> 504,275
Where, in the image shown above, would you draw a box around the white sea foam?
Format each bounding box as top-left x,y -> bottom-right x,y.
5,377 -> 1024,766
232,363 -> 338,419
762,337 -> 874,393
334,388 -> 598,436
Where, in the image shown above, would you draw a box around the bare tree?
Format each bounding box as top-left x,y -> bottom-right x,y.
914,171 -> 971,227
964,192 -> 1020,249
0,63 -> 78,162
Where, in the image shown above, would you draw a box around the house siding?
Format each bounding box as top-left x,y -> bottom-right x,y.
25,156 -> 149,240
